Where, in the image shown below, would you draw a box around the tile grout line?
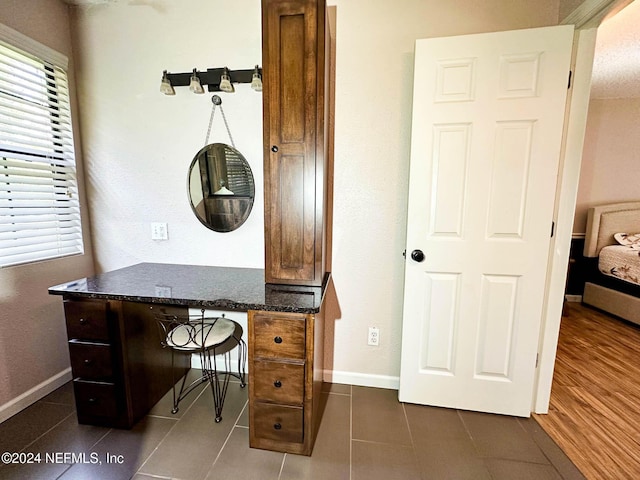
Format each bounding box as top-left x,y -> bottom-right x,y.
324,391 -> 351,397
349,384 -> 353,480
18,411 -> 77,454
518,418 -> 571,478
401,402 -> 423,479
54,463 -> 74,479
134,383 -> 210,477
203,398 -> 250,479
54,426 -> 113,475
351,438 -> 414,447
130,473 -> 172,480
277,453 -> 287,480
456,409 -> 483,457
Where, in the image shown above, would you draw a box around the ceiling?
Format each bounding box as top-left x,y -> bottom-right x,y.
591,0 -> 640,98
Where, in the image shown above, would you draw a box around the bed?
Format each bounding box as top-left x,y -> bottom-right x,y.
582,201 -> 640,325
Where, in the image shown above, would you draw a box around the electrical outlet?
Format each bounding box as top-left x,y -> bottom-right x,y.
151,222 -> 168,240
368,326 -> 379,346
154,286 -> 172,297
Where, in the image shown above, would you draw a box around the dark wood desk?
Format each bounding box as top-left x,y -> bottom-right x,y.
49,262 -> 328,455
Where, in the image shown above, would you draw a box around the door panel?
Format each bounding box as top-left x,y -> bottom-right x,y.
399,25 -> 574,417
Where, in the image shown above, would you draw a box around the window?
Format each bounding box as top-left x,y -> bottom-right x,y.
0,25 -> 83,268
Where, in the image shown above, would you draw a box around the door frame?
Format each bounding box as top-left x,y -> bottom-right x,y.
534,0 -> 633,413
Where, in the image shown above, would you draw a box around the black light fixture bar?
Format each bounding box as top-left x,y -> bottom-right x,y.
165,67 -> 262,92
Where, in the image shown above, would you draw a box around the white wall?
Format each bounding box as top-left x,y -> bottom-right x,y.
327,0 -> 562,386
70,0 -> 562,388
70,1 -> 264,272
0,0 -> 95,416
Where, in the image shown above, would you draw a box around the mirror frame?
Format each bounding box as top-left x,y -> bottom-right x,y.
187,143 -> 256,233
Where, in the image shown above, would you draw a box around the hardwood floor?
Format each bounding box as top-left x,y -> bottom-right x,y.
534,301 -> 640,479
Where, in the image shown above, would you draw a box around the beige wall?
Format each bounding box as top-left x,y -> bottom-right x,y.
574,97 -> 640,233
67,0 -> 562,388
327,0 -> 562,384
0,0 -> 95,412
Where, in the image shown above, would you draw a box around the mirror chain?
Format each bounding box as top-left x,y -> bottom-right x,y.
205,98 -> 236,149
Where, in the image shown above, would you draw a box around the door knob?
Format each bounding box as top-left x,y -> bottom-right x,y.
411,249 -> 425,262
271,145 -> 279,153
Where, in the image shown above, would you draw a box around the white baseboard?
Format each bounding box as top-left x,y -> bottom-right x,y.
324,370 -> 399,390
0,368 -> 73,424
565,294 -> 582,302
191,353 -> 247,371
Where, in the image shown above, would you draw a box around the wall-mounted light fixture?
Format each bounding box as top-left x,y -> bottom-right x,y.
160,70 -> 175,95
189,68 -> 205,94
250,65 -> 262,92
160,65 -> 263,95
219,67 -> 234,93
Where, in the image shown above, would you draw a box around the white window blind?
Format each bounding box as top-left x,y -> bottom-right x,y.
0,31 -> 83,268
225,149 -> 253,196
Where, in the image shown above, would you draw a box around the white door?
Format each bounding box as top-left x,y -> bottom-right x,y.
399,25 -> 574,417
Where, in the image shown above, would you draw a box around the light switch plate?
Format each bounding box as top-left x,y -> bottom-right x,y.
151,222 -> 168,240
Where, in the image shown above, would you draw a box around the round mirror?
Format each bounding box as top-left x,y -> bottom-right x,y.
187,143 -> 255,232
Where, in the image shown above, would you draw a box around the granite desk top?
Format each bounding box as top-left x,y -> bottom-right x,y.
49,262 -> 327,314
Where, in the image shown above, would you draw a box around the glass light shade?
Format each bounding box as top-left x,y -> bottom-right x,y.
189,72 -> 204,94
251,72 -> 262,92
219,73 -> 235,93
160,72 -> 175,95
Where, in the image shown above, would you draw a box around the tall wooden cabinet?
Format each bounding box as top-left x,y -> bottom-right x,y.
262,0 -> 330,287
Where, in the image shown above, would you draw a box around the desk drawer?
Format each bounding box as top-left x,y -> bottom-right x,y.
73,379 -> 119,420
252,314 -> 305,360
252,402 -> 303,444
65,300 -> 109,341
69,341 -> 113,379
253,360 -> 304,405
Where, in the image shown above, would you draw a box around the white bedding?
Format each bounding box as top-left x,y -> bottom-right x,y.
599,245 -> 640,286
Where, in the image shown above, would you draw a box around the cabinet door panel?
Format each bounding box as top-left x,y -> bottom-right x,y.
280,14 -> 306,143
263,0 -> 324,285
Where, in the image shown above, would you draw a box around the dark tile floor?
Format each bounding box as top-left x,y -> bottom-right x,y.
0,373 -> 586,480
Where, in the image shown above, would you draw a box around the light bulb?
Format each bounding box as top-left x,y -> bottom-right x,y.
219,67 -> 235,93
251,65 -> 262,92
189,69 -> 204,94
160,70 -> 175,95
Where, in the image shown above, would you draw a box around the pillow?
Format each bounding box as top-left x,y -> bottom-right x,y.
614,232 -> 640,249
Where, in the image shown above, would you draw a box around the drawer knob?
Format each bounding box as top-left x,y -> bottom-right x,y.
83,359 -> 93,366
274,336 -> 283,344
79,318 -> 87,324
271,145 -> 279,153
87,397 -> 97,404
273,423 -> 282,430
274,380 -> 282,388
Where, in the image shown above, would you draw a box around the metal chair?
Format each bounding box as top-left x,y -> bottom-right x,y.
155,309 -> 246,422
